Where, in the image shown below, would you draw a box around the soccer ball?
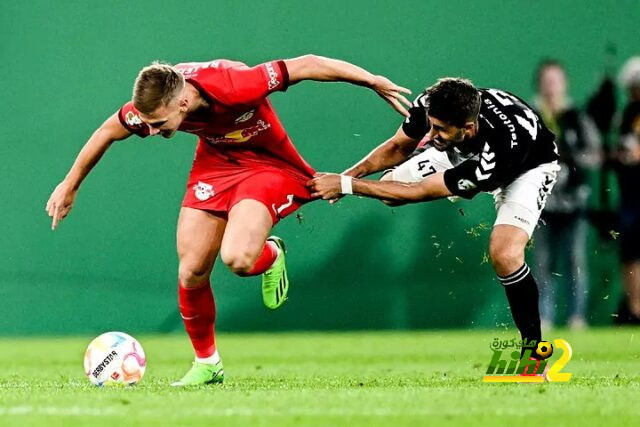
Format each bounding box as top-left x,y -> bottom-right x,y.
536,341 -> 554,359
84,332 -> 146,386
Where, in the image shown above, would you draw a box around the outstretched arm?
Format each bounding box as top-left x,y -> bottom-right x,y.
284,55 -> 412,117
341,125 -> 420,178
307,172 -> 453,203
45,113 -> 131,230
322,125 -> 420,205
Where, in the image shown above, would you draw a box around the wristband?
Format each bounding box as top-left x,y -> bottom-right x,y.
340,175 -> 353,195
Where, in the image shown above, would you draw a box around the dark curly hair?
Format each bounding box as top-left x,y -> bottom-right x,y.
425,78 -> 480,127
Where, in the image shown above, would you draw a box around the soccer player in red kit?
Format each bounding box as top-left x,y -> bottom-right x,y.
45,55 -> 411,386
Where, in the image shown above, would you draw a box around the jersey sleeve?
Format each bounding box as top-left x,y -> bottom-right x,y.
117,102 -> 150,138
185,60 -> 289,107
402,92 -> 430,140
442,142 -> 508,199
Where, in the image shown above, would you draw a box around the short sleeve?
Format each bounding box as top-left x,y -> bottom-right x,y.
118,102 -> 150,138
224,60 -> 289,105
443,143 -> 508,199
184,60 -> 289,107
402,92 -> 430,140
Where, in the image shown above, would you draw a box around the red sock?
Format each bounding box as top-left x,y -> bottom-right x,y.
244,240 -> 279,276
178,280 -> 216,358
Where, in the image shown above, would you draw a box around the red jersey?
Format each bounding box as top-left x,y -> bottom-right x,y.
117,59 -> 315,183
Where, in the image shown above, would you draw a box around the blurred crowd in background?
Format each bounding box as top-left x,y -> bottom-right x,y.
531,54 -> 640,329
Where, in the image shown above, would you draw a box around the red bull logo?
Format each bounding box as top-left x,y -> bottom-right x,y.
205,120 -> 271,144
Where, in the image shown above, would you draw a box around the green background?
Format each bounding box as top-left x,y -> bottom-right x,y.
1,1 -> 638,335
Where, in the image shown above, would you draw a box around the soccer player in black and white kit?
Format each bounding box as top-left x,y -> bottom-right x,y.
309,78 -> 560,368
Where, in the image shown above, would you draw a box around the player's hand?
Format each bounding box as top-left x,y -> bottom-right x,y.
307,173 -> 343,200
371,75 -> 412,117
46,182 -> 78,230
328,169 -> 359,204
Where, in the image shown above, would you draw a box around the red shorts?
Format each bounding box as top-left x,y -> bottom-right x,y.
182,165 -> 314,225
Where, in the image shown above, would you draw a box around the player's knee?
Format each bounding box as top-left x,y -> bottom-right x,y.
489,241 -> 524,276
220,249 -> 256,276
178,261 -> 211,288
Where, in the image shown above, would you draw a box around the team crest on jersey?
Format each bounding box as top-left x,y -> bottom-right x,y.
193,181 -> 214,201
234,110 -> 255,124
125,111 -> 142,127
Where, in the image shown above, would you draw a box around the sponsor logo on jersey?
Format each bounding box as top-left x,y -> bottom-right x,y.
483,96 -> 519,148
125,111 -> 142,127
178,61 -> 220,77
234,110 -> 255,124
193,181 -> 214,201
265,62 -> 280,90
484,89 -> 540,146
205,120 -> 271,144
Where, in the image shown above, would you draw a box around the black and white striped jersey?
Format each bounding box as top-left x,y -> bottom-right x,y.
402,88 -> 559,199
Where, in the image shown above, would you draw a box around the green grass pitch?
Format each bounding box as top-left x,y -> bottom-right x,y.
0,328 -> 638,426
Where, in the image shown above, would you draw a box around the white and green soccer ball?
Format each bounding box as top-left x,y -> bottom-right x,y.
84,332 -> 146,386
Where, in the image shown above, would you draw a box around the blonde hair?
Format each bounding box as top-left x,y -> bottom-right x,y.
133,62 -> 185,114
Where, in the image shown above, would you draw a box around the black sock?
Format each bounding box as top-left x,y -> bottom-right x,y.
498,263 -> 542,357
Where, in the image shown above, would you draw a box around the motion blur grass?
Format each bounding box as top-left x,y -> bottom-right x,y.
0,328 -> 638,426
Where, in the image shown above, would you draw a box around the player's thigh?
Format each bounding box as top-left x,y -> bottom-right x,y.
386,147 -> 453,183
220,199 -> 273,265
493,162 -> 559,238
176,207 -> 227,278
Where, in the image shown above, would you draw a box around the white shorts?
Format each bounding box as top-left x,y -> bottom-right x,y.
386,147 -> 560,237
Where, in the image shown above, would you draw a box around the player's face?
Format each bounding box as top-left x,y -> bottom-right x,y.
139,97 -> 186,138
427,116 -> 467,151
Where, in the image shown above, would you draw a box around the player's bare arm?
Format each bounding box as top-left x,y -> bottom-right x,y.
46,114 -> 132,230
307,171 -> 452,203
341,126 -> 420,178
320,126 -> 419,204
284,55 -> 413,117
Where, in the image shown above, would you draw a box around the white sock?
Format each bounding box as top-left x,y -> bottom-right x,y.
196,350 -> 220,365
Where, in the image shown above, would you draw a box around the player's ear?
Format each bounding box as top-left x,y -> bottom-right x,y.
178,96 -> 189,112
463,120 -> 476,136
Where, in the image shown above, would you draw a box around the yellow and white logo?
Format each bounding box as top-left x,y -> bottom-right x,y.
205,120 -> 271,145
